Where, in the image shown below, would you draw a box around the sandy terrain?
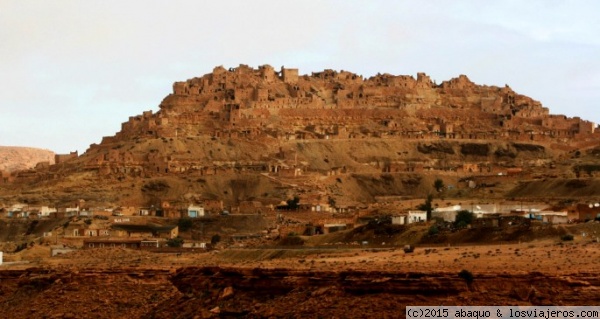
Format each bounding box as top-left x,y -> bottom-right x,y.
1,235 -> 599,318
3,235 -> 597,276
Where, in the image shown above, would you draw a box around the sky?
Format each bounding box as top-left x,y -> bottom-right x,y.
1,0 -> 599,154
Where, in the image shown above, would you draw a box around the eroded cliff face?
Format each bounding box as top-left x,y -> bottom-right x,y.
0,267 -> 598,318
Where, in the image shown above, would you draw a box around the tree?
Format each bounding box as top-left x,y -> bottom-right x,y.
458,269 -> 474,285
417,194 -> 434,220
454,210 -> 475,228
434,178 -> 445,192
166,237 -> 184,247
561,234 -> 574,241
328,196 -> 336,208
286,196 -> 300,210
211,234 -> 221,245
178,218 -> 193,232
428,225 -> 439,236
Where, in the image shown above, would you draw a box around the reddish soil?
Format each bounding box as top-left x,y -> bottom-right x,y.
1,238 -> 599,318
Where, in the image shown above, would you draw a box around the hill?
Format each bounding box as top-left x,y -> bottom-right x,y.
1,64 -> 600,208
0,146 -> 54,173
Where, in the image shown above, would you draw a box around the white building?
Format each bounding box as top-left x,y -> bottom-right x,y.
472,204 -> 499,218
39,206 -> 57,217
187,205 -> 205,218
408,210 -> 427,223
391,215 -> 407,225
432,205 -> 462,222
538,211 -> 569,224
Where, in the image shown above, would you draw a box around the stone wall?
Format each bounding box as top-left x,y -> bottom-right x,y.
55,151 -> 78,164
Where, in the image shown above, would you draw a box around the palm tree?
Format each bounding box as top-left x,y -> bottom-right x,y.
434,178 -> 444,192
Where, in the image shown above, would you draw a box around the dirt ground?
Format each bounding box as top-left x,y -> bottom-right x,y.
4,235 -> 598,276
1,235 -> 599,318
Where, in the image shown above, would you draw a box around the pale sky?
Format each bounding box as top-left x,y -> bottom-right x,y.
1,0 -> 599,154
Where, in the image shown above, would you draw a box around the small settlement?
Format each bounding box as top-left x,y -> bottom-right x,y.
1,197 -> 600,255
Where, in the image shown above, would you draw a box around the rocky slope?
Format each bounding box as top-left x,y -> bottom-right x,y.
0,146 -> 54,172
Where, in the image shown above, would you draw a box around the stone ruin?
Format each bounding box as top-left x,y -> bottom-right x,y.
7,64 -> 600,183
114,64 -> 595,143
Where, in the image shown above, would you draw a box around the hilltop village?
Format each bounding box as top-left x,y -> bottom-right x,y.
3,64 -> 598,180
1,64 -> 600,250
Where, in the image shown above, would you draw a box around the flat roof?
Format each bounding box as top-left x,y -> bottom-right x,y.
111,224 -> 177,232
83,239 -> 142,244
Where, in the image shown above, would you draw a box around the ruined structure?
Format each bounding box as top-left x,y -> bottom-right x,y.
3,65 -> 600,207
55,151 -> 78,164
76,65 -> 597,177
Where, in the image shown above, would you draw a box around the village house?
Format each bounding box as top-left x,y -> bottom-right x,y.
83,238 -> 143,249
4,203 -> 26,218
238,201 -> 264,214
91,208 -> 117,217
408,210 -> 427,223
186,205 -> 205,218
182,242 -> 208,249
110,224 -> 179,239
432,205 -> 462,222
539,212 -> 569,224
11,210 -> 32,218
140,239 -> 160,248
278,167 -> 302,178
309,202 -> 332,213
114,206 -> 137,216
26,206 -> 57,217
320,223 -> 349,234
153,201 -> 182,218
202,199 -> 224,214
69,226 -> 111,237
569,204 -> 600,221
471,204 -> 499,218
302,217 -> 355,235
50,246 -> 77,256
471,217 -> 500,228
391,215 -> 408,225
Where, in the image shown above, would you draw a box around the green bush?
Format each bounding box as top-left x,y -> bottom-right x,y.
417,194 -> 434,220
280,235 -> 304,246
211,234 -> 221,245
455,210 -> 475,227
178,218 -> 193,232
434,179 -> 445,192
166,237 -> 184,247
428,225 -> 439,236
561,234 -> 574,241
458,269 -> 474,284
286,196 -> 300,210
